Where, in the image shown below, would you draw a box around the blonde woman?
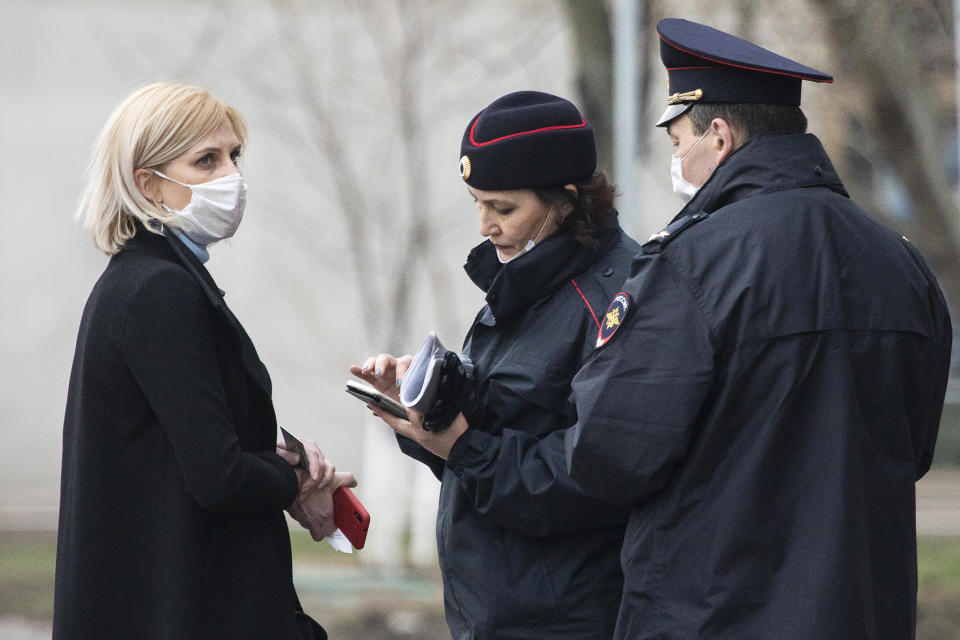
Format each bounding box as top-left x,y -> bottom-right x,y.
54,82 -> 351,640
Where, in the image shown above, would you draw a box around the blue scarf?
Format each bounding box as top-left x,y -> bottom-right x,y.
171,229 -> 210,263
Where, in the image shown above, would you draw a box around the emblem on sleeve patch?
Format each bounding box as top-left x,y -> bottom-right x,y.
596,292 -> 630,348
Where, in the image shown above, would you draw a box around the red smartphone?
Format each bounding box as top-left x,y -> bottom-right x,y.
333,486 -> 370,550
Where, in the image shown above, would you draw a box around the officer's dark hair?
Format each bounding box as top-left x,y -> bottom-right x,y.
687,103 -> 807,143
535,171 -> 618,248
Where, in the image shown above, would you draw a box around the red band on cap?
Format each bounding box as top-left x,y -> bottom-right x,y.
659,33 -> 834,84
469,117 -> 588,147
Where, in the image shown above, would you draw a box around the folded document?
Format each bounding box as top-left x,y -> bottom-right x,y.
399,333 -> 475,432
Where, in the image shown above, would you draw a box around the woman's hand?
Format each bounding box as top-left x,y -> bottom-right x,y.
349,353 -> 413,401
276,436 -> 358,542
275,438 -> 336,495
287,471 -> 358,541
368,404 -> 469,460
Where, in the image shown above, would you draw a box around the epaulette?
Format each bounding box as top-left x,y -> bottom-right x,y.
641,211 -> 710,254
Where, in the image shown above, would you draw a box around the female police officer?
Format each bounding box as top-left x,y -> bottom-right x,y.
352,91 -> 641,639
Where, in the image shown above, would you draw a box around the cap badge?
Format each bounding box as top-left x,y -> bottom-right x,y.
459,155 -> 472,181
666,89 -> 703,105
596,292 -> 631,348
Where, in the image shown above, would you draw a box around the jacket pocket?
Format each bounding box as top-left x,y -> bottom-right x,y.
492,526 -> 563,625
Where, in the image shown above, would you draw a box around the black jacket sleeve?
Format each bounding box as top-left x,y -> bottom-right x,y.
392,326 -> 633,535
396,433 -> 446,480
900,241 -> 954,479
443,419 -> 631,538
121,266 -> 298,515
565,251 -> 716,506
394,391 -> 632,537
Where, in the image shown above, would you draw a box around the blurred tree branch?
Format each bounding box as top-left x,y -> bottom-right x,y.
274,1 -> 386,339
563,0 -> 613,173
254,0 -> 567,356
812,0 -> 960,311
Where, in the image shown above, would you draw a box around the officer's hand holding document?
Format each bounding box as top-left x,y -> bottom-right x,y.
348,333 -> 476,459
398,333 -> 475,432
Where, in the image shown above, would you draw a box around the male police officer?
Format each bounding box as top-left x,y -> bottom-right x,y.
564,18 -> 953,639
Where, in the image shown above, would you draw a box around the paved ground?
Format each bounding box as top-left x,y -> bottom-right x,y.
0,617 -> 48,640
916,469 -> 960,536
4,470 -> 957,638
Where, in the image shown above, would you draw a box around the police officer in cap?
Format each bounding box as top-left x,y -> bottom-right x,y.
564,18 -> 953,639
353,91 -> 640,639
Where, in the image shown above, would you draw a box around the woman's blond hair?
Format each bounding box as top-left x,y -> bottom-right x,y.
77,82 -> 248,254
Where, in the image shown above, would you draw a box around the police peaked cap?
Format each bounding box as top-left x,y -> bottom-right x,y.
656,18 -> 833,126
459,91 -> 596,190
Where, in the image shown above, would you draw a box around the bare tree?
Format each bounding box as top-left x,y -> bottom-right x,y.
563,0 -> 614,172
811,0 -> 960,317
240,0 -> 573,565
259,0 -> 567,350
568,0 -> 959,321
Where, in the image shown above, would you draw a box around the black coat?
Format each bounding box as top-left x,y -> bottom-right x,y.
54,228 -> 323,639
400,221 -> 641,639
566,134 -> 953,639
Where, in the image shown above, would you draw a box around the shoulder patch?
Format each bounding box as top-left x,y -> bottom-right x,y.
596,292 -> 631,348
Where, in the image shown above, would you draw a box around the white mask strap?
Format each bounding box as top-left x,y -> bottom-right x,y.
530,206 -> 554,246
153,170 -> 191,189
678,129 -> 710,164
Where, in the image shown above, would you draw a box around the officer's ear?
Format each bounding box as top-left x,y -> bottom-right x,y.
708,118 -> 738,165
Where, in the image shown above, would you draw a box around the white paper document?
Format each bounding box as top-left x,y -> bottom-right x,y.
325,528 -> 353,553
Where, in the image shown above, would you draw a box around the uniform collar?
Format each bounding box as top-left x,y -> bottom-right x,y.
464,218 -> 621,320
672,133 -> 848,222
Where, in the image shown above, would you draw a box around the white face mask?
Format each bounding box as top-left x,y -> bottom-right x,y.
670,129 -> 710,203
496,206 -> 553,264
154,171 -> 247,246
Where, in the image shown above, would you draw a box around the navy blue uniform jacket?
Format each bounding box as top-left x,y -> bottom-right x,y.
54,228 -> 322,639
566,134 -> 952,639
399,221 -> 640,639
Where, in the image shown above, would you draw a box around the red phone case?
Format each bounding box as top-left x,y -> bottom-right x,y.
333,486 -> 370,549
